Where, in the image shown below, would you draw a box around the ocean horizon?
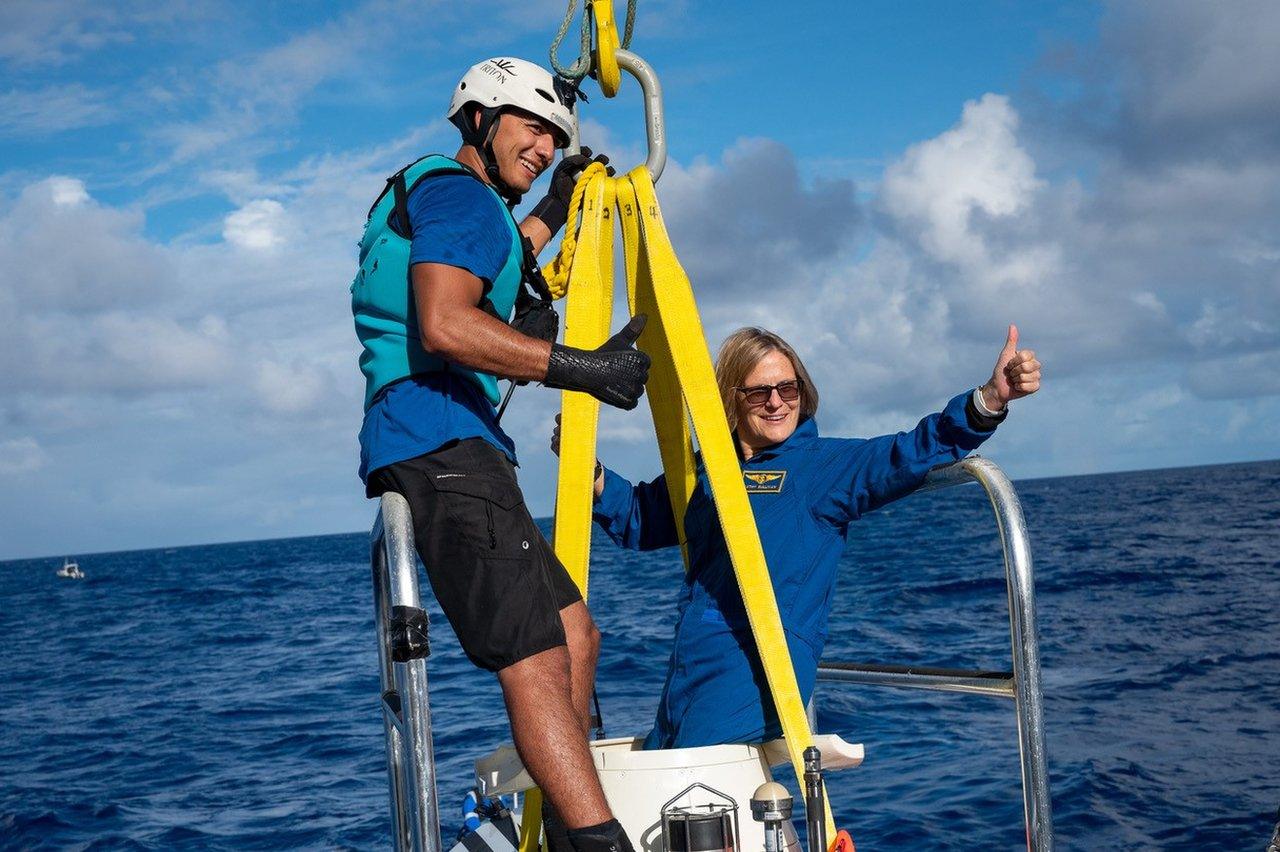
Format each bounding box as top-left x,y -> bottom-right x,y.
5,455 -> 1275,565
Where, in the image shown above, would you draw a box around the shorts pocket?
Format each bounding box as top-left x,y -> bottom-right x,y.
429,473 -> 529,555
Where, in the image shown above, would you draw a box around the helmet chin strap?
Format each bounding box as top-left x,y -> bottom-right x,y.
471,108 -> 523,207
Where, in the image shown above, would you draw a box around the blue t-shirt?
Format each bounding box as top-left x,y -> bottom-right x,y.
358,172 -> 519,486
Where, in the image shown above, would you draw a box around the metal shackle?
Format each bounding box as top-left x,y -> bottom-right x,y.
566,49 -> 666,183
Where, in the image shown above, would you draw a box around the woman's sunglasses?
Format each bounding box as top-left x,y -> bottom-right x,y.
733,379 -> 804,407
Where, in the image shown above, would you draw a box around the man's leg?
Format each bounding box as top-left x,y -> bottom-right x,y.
374,442 -> 632,850
540,601 -> 603,852
560,600 -> 601,735
498,644 -> 612,828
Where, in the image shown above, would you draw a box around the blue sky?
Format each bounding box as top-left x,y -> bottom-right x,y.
2,0 -> 1278,560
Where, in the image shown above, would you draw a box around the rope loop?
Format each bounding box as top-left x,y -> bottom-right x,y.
549,0 -> 593,80
549,0 -> 638,84
541,161 -> 609,299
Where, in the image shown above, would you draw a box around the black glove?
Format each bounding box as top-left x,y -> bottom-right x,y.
510,289 -> 560,344
545,314 -> 650,410
530,147 -> 614,236
566,818 -> 636,852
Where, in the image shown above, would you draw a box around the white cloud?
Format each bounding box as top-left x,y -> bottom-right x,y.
1100,0 -> 1280,164
0,175 -> 234,397
880,94 -> 1044,275
93,312 -> 233,389
146,0 -> 432,172
0,437 -> 47,475
16,312 -> 234,395
49,176 -> 89,206
223,199 -> 288,250
1187,301 -> 1275,351
0,2 -> 132,67
1186,351 -> 1280,401
657,137 -> 861,300
0,176 -> 170,313
253,359 -> 334,415
0,84 -> 115,136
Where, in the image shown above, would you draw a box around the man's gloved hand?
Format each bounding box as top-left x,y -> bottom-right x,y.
530,147 -> 614,236
545,314 -> 650,410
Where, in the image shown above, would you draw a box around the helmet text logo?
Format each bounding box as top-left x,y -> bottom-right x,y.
483,59 -> 518,84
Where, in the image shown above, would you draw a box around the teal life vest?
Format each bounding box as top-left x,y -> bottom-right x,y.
351,154 -> 525,411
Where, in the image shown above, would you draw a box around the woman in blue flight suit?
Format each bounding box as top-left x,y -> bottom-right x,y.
553,325 -> 1042,748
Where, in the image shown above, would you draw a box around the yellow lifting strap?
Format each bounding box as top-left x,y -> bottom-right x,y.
589,0 -> 622,98
615,178 -> 696,570
553,166 -> 617,595
517,787 -> 543,852
543,164 -> 838,843
516,169 -> 619,852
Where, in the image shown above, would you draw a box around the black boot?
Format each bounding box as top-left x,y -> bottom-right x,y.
566,818 -> 636,852
541,800 -> 573,852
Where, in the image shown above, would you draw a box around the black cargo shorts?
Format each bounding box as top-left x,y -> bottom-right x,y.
367,438 -> 582,671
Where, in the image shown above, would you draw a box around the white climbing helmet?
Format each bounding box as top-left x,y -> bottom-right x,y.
447,57 -> 575,149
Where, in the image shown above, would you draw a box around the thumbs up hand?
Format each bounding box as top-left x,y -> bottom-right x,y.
981,324 -> 1041,411
544,315 -> 651,410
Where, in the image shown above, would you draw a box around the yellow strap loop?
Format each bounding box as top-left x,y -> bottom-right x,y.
553,171 -> 616,596
517,787 -> 543,852
615,177 -> 695,569
546,165 -> 837,843
590,0 -> 622,97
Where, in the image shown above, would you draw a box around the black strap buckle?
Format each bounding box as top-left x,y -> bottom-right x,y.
388,605 -> 430,662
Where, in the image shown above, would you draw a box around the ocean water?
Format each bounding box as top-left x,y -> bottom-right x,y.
2,459 -> 1278,850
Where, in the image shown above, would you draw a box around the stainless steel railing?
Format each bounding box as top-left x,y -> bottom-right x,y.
815,455 -> 1054,851
372,492 -> 443,852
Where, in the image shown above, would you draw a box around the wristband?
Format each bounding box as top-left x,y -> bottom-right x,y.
965,387 -> 1008,431
974,385 -> 1005,417
530,194 -> 569,236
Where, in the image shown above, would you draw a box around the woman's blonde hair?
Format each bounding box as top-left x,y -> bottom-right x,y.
715,327 -> 819,433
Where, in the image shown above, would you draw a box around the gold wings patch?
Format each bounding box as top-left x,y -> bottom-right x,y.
743,470 -> 786,493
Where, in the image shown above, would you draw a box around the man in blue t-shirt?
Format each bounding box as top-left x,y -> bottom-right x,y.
353,58 -> 647,852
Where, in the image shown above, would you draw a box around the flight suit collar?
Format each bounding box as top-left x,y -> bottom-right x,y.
739,417 -> 820,465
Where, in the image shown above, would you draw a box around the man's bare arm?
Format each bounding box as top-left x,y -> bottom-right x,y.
413,262 -> 551,381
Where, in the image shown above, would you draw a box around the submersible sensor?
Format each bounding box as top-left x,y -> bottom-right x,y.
750,782 -> 793,852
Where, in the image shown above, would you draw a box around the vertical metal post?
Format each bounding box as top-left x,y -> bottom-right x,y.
372,491 -> 443,852
815,455 -> 1054,850
372,513 -> 412,848
962,458 -> 1053,852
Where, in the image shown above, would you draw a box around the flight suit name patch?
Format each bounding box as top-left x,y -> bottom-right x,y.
743,470 -> 786,493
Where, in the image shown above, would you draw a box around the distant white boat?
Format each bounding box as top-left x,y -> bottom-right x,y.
56,558 -> 84,580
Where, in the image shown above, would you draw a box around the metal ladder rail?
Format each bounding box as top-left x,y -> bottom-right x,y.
814,455 -> 1053,851
372,491 -> 443,852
